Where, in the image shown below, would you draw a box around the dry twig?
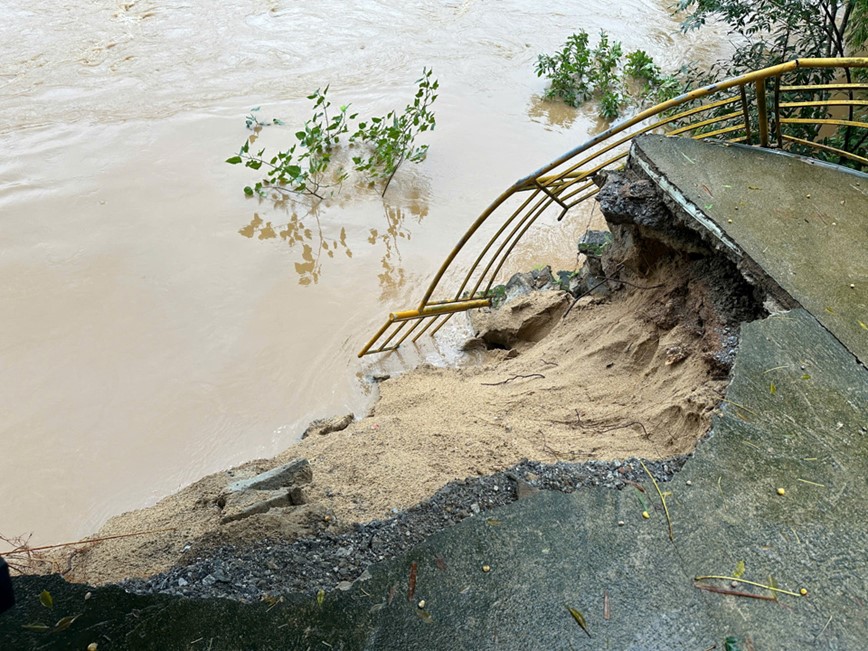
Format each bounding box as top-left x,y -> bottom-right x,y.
640,460 -> 674,542
597,421 -> 651,439
481,374 -> 545,386
694,582 -> 777,601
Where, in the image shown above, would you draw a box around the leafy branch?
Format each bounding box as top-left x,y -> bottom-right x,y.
226,70 -> 438,201
351,68 -> 439,195
227,88 -> 355,200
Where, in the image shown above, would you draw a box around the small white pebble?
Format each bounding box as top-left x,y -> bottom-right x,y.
731,581 -> 739,588
617,520 -> 625,526
417,600 -> 426,609
686,480 -> 692,486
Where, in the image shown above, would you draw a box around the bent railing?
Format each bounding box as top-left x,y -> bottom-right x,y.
358,57 -> 868,357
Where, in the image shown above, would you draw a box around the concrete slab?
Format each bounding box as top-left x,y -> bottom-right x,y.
2,311 -> 865,650
631,135 -> 868,366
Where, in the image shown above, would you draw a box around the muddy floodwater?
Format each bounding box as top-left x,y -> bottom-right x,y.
0,1 -> 725,545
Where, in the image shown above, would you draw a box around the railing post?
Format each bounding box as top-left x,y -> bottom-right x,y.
755,78 -> 770,147
772,75 -> 783,147
739,85 -> 753,144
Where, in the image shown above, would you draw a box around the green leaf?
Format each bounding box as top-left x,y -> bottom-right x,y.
566,605 -> 591,638
39,590 -> 53,609
733,560 -> 746,579
724,637 -> 743,651
769,382 -> 777,395
243,186 -> 254,196
225,156 -> 243,165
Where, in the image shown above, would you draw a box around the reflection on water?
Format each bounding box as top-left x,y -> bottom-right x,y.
371,202 -> 428,300
527,94 -> 579,129
238,195 -> 428,295
239,209 -> 352,286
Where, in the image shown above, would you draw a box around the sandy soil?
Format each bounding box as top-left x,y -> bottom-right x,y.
45,248 -> 743,585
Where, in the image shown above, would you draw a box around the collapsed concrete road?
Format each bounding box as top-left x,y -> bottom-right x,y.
2,136 -> 865,650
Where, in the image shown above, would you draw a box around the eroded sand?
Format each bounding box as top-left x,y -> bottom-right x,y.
51,251 -> 740,585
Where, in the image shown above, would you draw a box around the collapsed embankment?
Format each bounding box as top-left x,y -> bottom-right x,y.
41,163 -> 767,596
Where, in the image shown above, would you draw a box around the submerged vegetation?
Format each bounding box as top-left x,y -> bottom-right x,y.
227,69 -> 438,200
535,30 -> 684,120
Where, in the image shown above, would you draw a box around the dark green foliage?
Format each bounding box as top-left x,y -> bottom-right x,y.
535,31 -> 684,120
535,31 -> 593,108
678,0 -> 866,66
624,50 -> 660,82
678,0 -> 867,168
485,285 -> 507,308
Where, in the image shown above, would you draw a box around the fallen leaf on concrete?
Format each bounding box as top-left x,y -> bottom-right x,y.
567,605 -> 591,638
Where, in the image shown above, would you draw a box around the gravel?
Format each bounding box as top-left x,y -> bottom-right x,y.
120,457 -> 686,602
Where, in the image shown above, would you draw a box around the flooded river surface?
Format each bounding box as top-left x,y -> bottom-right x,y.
0,1 -> 724,545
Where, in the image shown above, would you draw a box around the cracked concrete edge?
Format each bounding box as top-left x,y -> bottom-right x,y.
629,137 -> 802,314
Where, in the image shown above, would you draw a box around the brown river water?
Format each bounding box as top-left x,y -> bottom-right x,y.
0,1 -> 724,545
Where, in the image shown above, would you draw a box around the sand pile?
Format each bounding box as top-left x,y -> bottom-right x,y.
50,237 -> 759,585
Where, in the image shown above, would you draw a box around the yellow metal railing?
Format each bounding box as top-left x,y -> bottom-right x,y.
359,57 -> 868,357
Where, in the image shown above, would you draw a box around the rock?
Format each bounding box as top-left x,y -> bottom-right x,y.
515,479 -> 540,500
201,574 -> 216,587
226,458 -> 312,492
288,486 -> 308,506
596,171 -> 709,264
302,414 -> 354,439
577,230 -> 613,256
220,489 -> 294,524
595,172 -> 668,229
664,344 -> 689,366
504,266 -> 556,303
177,578 -> 188,587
